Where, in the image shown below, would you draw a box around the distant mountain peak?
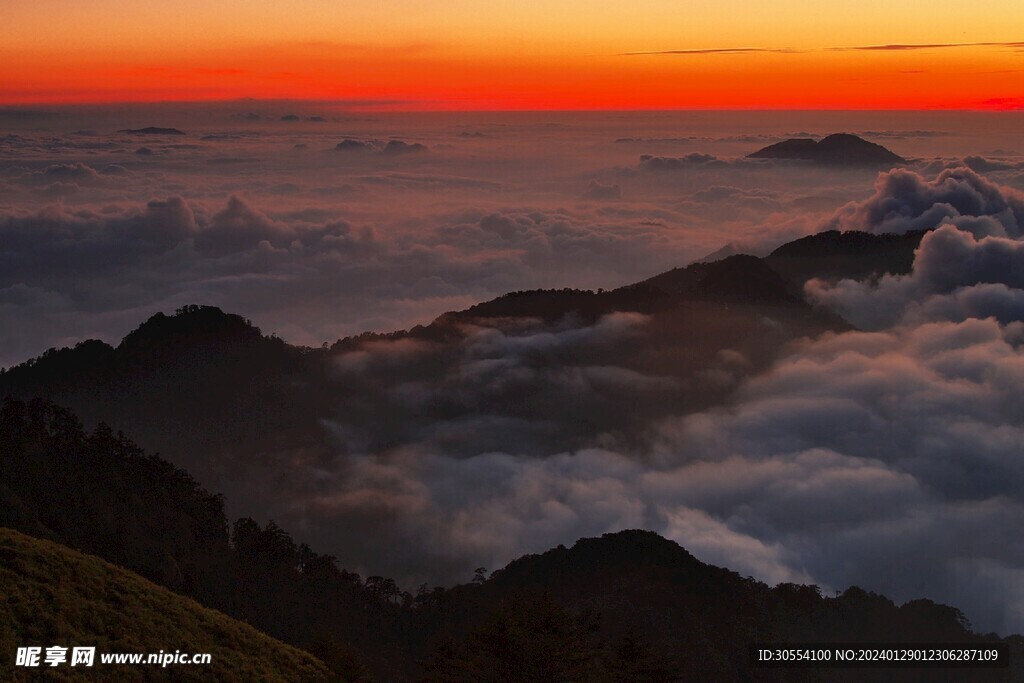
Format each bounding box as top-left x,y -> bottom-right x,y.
749,133 -> 905,165
118,127 -> 186,135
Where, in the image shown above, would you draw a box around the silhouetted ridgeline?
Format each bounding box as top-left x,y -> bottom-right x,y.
0,252 -> 846,504
765,229 -> 926,284
0,305 -> 339,515
0,233 -> 915,464
1,399 -> 1022,681
424,532 -> 1023,682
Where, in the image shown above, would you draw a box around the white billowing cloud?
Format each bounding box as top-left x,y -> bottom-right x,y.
643,315 -> 1024,633
300,314 -> 1024,633
809,167 -> 1024,331
658,506 -> 813,586
825,166 -> 1024,238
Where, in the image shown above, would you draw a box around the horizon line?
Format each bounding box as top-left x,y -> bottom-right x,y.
2,100 -> 1023,113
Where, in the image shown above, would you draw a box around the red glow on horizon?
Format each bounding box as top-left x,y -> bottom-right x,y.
2,40 -> 1021,111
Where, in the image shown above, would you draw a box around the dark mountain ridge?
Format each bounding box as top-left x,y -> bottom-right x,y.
765,229 -> 926,284
442,253 -> 807,327
0,229 -> 911,381
0,305 -> 329,481
0,231 -> 914,541
426,529 -> 1022,681
634,253 -> 801,303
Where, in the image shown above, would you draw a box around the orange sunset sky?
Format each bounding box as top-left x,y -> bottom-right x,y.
2,0 -> 1022,109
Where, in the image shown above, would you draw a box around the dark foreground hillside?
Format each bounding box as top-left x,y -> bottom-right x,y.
0,528 -> 330,682
2,400 -> 1022,681
0,398 -> 404,680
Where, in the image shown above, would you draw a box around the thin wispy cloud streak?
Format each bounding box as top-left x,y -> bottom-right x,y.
620,41 -> 1024,56
830,41 -> 1024,52
619,47 -> 807,56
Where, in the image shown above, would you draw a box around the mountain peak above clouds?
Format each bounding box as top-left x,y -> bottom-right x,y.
118,127 -> 186,135
749,133 -> 905,165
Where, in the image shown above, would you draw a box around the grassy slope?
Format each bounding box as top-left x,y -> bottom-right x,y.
0,528 -> 330,682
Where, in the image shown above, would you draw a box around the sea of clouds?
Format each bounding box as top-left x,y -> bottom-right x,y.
2,105 -> 1024,633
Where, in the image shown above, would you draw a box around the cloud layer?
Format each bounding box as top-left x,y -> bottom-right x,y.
2,109 -> 910,366
294,166 -> 1024,635
4,107 -> 1024,635
287,309 -> 1024,635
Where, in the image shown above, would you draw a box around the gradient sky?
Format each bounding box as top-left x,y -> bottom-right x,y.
3,0 -> 1022,108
